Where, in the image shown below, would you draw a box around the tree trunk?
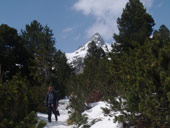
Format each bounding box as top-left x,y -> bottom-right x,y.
0,64 -> 2,81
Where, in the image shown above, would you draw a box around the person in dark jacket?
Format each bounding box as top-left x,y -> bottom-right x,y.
45,86 -> 58,122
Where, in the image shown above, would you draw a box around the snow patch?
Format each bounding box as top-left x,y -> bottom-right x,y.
81,101 -> 123,128
37,99 -> 122,128
37,99 -> 75,128
66,33 -> 112,67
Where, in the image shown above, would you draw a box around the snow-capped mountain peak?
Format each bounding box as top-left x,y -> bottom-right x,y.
66,33 -> 111,73
90,33 -> 105,46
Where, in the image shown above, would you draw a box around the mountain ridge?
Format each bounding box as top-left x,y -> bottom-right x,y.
66,33 -> 112,73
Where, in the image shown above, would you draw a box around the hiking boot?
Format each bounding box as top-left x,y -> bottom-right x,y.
55,117 -> 58,121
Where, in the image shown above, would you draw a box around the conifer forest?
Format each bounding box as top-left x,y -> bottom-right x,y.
0,0 -> 170,128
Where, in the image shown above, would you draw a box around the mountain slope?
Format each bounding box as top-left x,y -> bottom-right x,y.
66,33 -> 112,73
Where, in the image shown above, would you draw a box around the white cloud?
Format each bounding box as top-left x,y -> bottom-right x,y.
62,27 -> 74,33
73,0 -> 154,42
142,0 -> 154,8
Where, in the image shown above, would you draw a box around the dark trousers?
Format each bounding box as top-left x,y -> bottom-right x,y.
48,106 -> 57,121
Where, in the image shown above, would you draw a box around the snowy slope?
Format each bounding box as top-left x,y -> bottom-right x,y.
66,33 -> 112,64
65,33 -> 112,73
82,101 -> 122,128
37,99 -> 122,128
37,99 -> 75,128
66,42 -> 111,64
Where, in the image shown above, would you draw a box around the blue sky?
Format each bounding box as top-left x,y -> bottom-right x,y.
0,0 -> 169,53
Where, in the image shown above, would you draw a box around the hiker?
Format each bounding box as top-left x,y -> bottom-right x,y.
45,86 -> 59,122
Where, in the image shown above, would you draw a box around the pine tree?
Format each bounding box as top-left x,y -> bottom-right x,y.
52,50 -> 72,98
109,25 -> 170,127
0,24 -> 30,81
87,41 -> 105,59
22,20 -> 56,86
0,21 -> 72,128
108,0 -> 169,127
21,20 -> 43,54
35,25 -> 56,86
0,74 -> 29,128
114,0 -> 155,51
22,20 -> 72,98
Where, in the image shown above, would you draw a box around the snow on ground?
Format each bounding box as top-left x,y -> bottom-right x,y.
37,99 -> 74,128
37,99 -> 122,128
82,101 -> 123,128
